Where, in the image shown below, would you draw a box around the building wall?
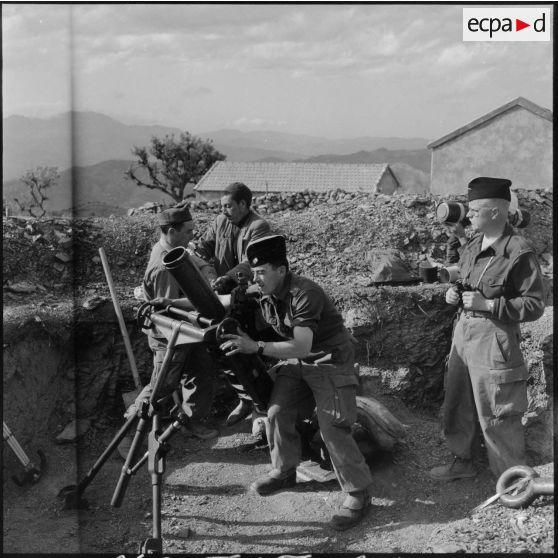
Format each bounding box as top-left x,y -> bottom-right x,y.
430,107 -> 553,195
377,172 -> 399,195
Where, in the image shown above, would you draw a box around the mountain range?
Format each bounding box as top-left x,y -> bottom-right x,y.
3,111 -> 432,216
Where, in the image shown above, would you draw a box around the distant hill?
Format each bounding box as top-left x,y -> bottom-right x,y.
2,112 -> 182,181
300,147 -> 430,173
3,111 -> 432,215
298,147 -> 431,193
3,111 -> 430,180
4,153 -> 431,218
3,160 -> 175,217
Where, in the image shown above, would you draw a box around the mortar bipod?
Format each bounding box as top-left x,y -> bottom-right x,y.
3,421 -> 46,486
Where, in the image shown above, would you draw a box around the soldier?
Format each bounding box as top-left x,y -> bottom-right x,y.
195,182 -> 272,426
430,177 -> 545,481
118,203 -> 219,459
219,235 -> 373,530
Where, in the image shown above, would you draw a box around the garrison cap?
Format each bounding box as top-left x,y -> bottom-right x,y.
158,201 -> 193,226
247,235 -> 287,267
468,177 -> 512,202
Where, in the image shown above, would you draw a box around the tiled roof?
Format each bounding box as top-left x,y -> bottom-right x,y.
194,162 -> 397,193
427,97 -> 553,149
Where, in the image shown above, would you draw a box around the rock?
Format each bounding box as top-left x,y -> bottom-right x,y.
55,252 -> 72,263
7,281 -> 38,293
55,419 -> 91,443
429,544 -> 466,553
82,296 -> 109,310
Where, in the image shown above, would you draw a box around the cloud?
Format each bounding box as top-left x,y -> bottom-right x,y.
232,117 -> 287,129
181,86 -> 213,98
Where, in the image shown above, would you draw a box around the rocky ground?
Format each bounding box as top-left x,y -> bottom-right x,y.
3,189 -> 554,555
2,368 -> 554,555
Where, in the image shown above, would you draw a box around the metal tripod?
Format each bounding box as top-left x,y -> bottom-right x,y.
59,319 -> 203,555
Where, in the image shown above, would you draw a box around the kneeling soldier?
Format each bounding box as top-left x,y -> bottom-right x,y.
219,235 -> 373,530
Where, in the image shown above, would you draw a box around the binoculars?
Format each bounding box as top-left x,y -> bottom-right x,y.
436,202 -> 530,229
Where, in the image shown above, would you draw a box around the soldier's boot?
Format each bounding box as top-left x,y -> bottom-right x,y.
429,456 -> 476,481
329,489 -> 371,531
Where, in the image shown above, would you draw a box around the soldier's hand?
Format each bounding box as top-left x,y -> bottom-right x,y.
149,297 -> 173,308
446,287 -> 460,306
219,328 -> 257,356
461,290 -> 489,311
211,275 -> 237,294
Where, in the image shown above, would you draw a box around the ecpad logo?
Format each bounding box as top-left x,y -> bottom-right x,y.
463,8 -> 551,41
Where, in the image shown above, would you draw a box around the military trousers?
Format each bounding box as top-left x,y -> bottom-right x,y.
267,342 -> 373,493
129,336 -> 216,420
442,312 -> 529,477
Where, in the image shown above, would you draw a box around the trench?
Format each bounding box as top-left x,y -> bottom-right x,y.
2,289 -> 553,552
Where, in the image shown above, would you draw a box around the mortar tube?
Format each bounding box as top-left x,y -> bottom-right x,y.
162,246 -> 226,321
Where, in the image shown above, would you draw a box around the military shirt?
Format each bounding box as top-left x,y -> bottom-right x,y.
259,272 -> 351,354
458,223 -> 545,323
195,210 -> 271,280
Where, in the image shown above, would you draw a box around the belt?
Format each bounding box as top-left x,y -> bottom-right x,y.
462,310 -> 490,319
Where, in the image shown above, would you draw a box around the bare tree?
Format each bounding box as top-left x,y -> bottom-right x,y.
14,166 -> 60,218
125,132 -> 226,203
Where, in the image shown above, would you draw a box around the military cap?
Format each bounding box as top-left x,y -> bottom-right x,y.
246,235 -> 287,267
468,177 -> 512,202
158,201 -> 193,226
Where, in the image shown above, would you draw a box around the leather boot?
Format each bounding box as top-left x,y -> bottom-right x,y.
329,489 -> 371,531
429,456 -> 476,481
251,471 -> 296,496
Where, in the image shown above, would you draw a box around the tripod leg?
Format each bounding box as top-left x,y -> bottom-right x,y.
142,402 -> 189,554
77,414 -> 137,493
58,414 -> 138,508
111,413 -> 150,507
149,414 -> 163,544
112,325 -> 181,509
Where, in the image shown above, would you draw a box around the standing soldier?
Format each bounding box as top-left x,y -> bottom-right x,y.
219,235 -> 373,530
430,177 -> 545,481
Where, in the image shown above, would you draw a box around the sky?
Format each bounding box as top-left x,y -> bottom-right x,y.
2,2 -> 553,140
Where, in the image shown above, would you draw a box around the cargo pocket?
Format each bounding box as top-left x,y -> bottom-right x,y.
489,365 -> 528,418
329,374 -> 359,427
491,327 -> 524,366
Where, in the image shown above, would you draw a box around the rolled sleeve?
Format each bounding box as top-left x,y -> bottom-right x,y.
290,287 -> 323,336
493,252 -> 546,322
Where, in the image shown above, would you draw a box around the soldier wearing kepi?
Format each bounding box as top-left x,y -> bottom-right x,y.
119,202 -> 219,459
430,177 -> 545,481
219,235 -> 373,530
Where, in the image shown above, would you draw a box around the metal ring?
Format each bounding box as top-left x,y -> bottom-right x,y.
496,465 -> 539,509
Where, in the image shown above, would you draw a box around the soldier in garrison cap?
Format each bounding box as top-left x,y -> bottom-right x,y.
195,182 -> 272,427
219,234 -> 373,531
117,202 -> 220,459
430,177 -> 545,482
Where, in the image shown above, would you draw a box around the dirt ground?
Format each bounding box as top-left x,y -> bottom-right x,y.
2,198 -> 554,555
2,369 -> 553,555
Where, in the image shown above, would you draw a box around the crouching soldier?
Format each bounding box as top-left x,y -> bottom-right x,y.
219,235 -> 373,530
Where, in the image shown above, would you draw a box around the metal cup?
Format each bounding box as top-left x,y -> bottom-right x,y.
419,262 -> 438,283
439,266 -> 461,284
